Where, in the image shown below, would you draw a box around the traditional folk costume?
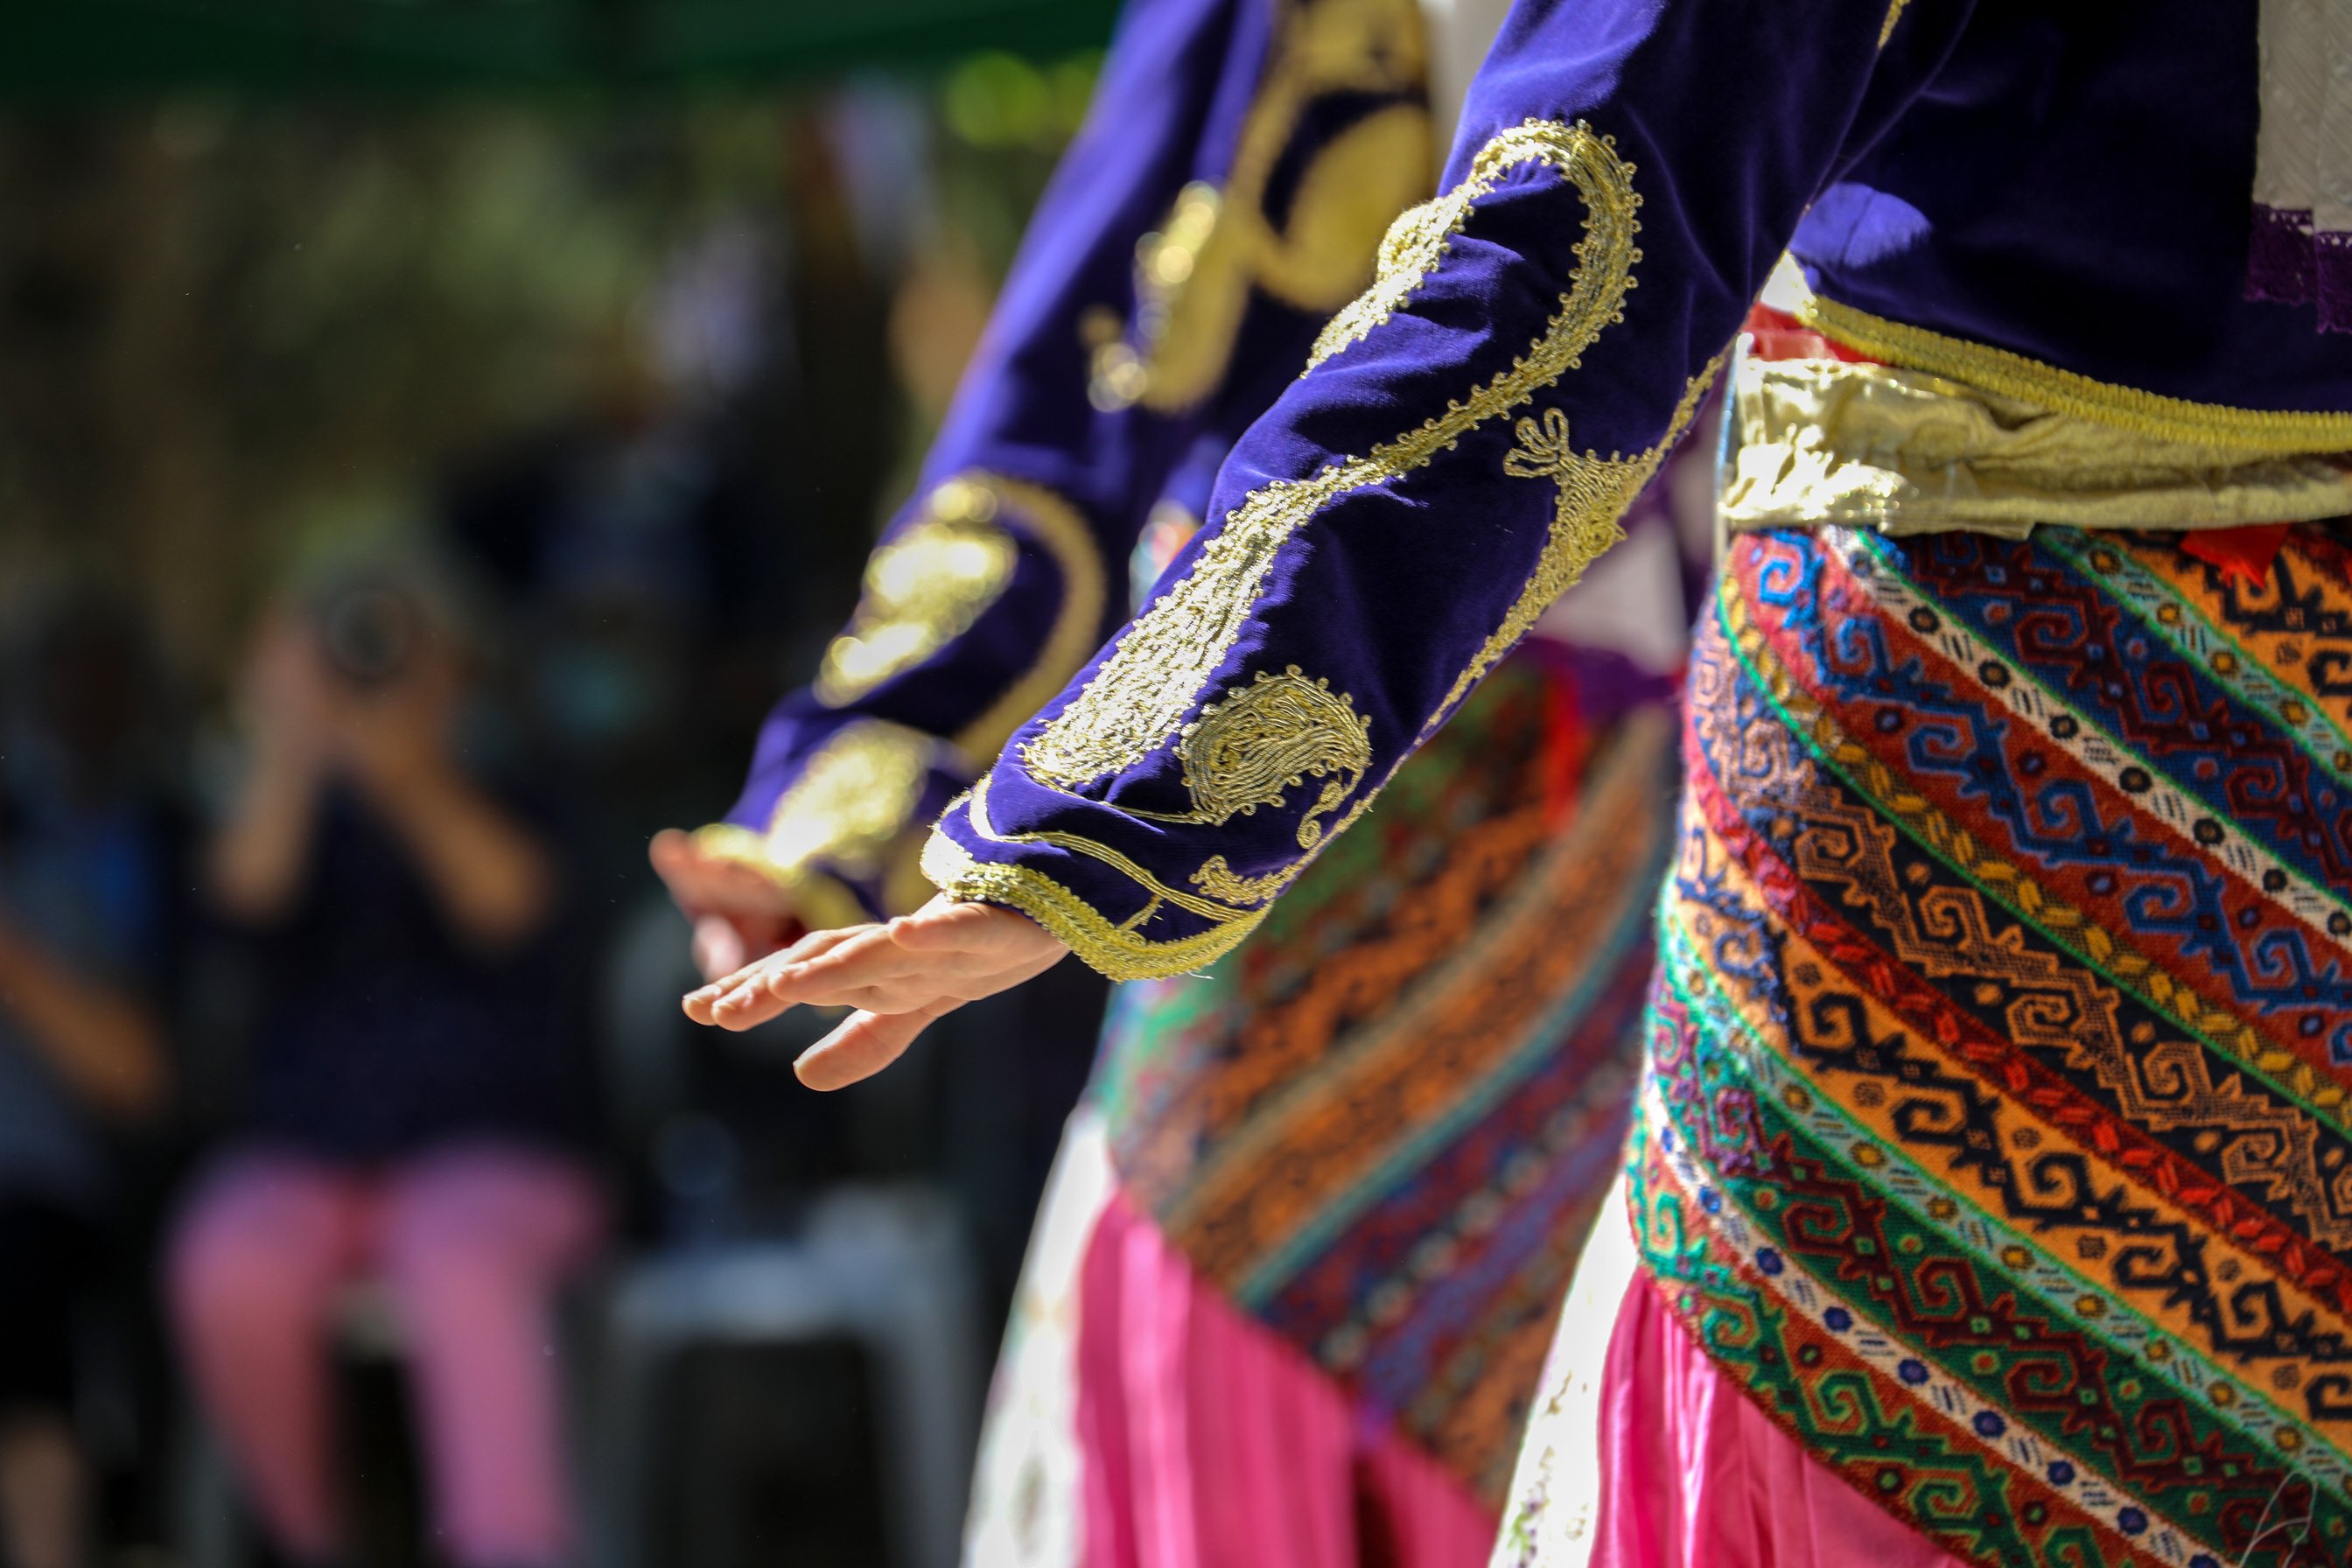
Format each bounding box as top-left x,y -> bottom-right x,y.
696,0 -> 1707,1560
903,3 -> 2352,1567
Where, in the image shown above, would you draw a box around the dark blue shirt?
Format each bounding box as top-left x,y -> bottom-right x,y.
242,784 -> 589,1163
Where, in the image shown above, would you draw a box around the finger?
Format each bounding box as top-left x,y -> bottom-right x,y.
685,923 -> 884,1026
690,914 -> 746,983
762,904 -> 1062,1008
702,981 -> 798,1032
648,828 -> 697,878
756,929 -> 1068,1018
732,922 -> 929,1004
691,900 -> 1067,1026
794,998 -> 962,1091
649,830 -> 794,918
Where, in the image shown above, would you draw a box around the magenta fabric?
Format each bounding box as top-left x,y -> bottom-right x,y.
1074,1186 -> 1496,1568
1590,1276 -> 1970,1568
168,1144 -> 604,1568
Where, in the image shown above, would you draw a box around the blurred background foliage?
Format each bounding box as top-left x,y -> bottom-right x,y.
0,44 -> 1099,684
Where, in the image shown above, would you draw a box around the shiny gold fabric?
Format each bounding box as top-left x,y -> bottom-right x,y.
1720,353 -> 2352,538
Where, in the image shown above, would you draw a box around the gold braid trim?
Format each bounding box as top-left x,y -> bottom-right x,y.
1795,285 -> 2352,455
920,780 -> 1265,981
1879,0 -> 1910,46
1024,118 -> 1645,794
948,475 -> 1108,761
957,774 -> 1261,924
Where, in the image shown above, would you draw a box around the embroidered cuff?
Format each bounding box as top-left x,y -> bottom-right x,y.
697,719 -> 967,927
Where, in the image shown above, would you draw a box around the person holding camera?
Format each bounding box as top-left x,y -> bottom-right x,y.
168,564 -> 602,1568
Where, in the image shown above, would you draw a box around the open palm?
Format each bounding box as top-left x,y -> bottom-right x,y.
682,896 -> 1070,1089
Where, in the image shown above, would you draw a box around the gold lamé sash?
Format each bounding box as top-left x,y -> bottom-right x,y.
1721,290 -> 2352,538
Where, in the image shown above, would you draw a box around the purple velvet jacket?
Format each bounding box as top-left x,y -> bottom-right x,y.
698,0 -> 1434,928
923,0 -> 2352,980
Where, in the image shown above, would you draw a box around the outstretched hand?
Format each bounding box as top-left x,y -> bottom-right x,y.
649,828 -> 808,981
682,896 -> 1070,1090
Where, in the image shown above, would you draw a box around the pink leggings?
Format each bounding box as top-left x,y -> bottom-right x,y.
168,1144 -> 603,1568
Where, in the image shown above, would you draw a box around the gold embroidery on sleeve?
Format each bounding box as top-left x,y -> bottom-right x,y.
1088,0 -> 1434,414
1432,352 -> 1726,723
815,471 -> 1104,762
816,480 -> 1019,707
1025,118 -> 1644,796
923,821 -> 1262,981
1178,666 -> 1370,845
1306,192 -> 1457,368
958,775 -> 1257,921
763,721 -> 934,872
921,776 -> 1269,978
946,121 -> 1712,981
691,718 -> 938,929
1188,854 -> 1307,906
948,476 -> 1109,761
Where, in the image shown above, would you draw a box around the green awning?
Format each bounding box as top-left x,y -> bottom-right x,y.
1,0 -> 1123,101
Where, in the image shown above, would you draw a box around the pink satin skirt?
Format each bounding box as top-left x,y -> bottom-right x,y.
1586,1277 -> 1970,1568
1074,1187 -> 1498,1568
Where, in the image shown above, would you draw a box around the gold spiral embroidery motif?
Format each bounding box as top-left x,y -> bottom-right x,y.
1188,853 -> 1305,906
815,479 -> 1019,707
1024,118 -> 1645,796
1178,666 -> 1370,844
1306,191 -> 1457,368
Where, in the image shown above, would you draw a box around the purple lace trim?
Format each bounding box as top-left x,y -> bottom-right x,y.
2245,202 -> 2352,333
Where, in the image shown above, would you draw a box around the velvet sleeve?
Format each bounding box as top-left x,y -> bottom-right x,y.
695,0 -> 1435,927
922,0 -> 1974,976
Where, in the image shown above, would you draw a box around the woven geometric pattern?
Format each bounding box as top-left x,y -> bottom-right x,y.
1639,524 -> 2352,1568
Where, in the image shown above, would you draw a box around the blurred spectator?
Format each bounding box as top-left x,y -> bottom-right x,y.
168,556 -> 603,1568
0,592 -> 180,1568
